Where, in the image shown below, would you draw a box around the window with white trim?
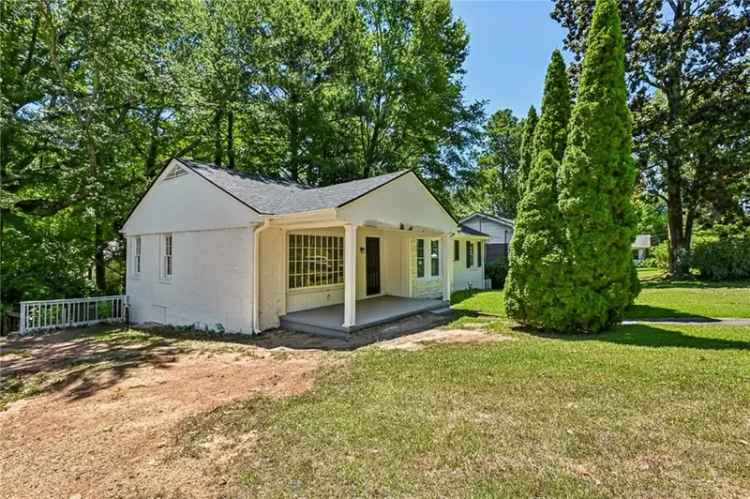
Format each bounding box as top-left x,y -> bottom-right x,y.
430,240 -> 440,277
466,240 -> 473,268
161,234 -> 173,280
478,242 -> 482,267
134,236 -> 142,274
288,234 -> 344,289
416,239 -> 425,278
454,240 -> 459,261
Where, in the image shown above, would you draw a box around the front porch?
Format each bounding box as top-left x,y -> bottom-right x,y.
280,295 -> 449,337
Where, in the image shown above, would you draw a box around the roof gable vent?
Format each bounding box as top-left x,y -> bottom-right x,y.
163,165 -> 188,181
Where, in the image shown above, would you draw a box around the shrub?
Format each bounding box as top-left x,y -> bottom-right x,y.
651,240 -> 670,270
486,260 -> 509,289
691,236 -> 750,280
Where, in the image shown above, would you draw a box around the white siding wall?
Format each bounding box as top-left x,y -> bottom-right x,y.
122,161 -> 259,333
452,237 -> 486,291
126,228 -> 252,332
462,216 -> 513,245
338,172 -> 456,233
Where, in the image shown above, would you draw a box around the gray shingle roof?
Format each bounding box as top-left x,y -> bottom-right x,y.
458,224 -> 490,237
177,158 -> 409,215
459,212 -> 515,227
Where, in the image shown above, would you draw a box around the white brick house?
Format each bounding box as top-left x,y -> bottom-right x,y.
121,159 -> 487,336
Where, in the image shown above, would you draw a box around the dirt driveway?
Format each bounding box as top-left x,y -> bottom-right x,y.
0,316 -> 502,498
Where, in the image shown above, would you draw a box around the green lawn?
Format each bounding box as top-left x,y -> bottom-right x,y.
187,322 -> 750,497
450,271 -> 750,320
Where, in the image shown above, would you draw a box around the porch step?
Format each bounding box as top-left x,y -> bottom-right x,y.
278,318 -> 351,339
431,307 -> 453,315
279,297 -> 449,337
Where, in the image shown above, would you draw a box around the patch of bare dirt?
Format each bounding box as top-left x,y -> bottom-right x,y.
0,329 -> 329,498
377,327 -> 511,351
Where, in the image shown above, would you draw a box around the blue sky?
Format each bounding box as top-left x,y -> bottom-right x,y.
451,0 -> 570,118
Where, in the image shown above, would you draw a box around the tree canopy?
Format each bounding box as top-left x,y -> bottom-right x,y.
1,0 -> 483,305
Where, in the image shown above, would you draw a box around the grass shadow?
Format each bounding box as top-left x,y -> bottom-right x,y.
639,277 -> 750,290
1,326 -> 188,404
624,304 -> 718,321
517,323 -> 750,351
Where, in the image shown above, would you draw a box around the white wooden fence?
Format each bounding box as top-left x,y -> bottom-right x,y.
19,295 -> 127,335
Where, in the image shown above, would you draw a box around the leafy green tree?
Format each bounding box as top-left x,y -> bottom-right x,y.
456,109 -> 522,218
556,0 -> 639,332
350,0 -> 482,186
552,0 -> 750,275
505,51 -> 571,328
516,105 -> 538,196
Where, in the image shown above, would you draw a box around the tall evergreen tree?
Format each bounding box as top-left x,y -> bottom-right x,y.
556,0 -> 639,332
505,51 -> 571,328
532,50 -> 570,162
516,105 -> 538,196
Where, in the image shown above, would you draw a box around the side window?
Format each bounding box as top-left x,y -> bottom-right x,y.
416,239 -> 425,278
466,241 -> 473,268
134,236 -> 142,274
430,240 -> 440,277
161,234 -> 173,280
454,240 -> 459,261
478,242 -> 482,267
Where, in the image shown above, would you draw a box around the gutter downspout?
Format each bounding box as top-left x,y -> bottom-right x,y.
252,218 -> 271,334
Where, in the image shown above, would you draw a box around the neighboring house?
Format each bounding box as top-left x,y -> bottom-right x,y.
632,234 -> 652,263
121,158 -> 487,337
459,212 -> 515,264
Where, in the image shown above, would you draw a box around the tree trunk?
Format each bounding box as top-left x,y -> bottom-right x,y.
666,160 -> 690,276
288,107 -> 300,182
227,109 -> 235,169
145,112 -> 160,178
94,223 -> 106,292
213,108 -> 223,166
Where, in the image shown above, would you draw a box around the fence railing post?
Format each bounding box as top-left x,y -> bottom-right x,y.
19,303 -> 27,335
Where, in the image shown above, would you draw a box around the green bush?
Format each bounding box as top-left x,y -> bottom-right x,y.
651,241 -> 670,270
691,236 -> 750,280
486,260 -> 509,289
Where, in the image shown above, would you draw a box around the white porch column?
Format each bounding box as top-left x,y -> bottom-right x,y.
442,234 -> 453,301
343,223 -> 358,328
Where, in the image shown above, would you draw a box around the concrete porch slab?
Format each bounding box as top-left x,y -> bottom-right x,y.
279,295 -> 448,337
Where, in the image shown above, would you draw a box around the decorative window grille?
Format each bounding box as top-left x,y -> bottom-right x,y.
162,234 -> 173,280
430,240 -> 440,277
416,239 -> 425,278
288,234 -> 344,289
